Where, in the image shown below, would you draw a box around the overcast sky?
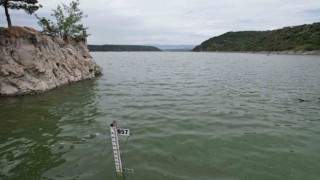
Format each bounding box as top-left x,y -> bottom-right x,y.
1,0 -> 319,45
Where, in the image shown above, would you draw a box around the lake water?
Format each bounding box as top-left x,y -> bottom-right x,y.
1,52 -> 320,180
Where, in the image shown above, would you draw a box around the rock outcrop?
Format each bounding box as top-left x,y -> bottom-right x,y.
0,26 -> 102,96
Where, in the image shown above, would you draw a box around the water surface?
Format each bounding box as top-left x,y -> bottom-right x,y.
1,52 -> 320,180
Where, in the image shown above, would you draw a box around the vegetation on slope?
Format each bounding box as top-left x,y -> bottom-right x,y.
194,22 -> 320,52
88,45 -> 161,52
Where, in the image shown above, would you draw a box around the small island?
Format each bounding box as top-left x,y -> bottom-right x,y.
194,22 -> 320,55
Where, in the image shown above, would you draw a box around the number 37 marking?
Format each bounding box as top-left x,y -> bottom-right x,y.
117,128 -> 130,136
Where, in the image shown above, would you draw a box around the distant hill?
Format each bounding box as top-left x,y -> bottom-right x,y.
88,45 -> 161,52
149,45 -> 197,51
194,22 -> 320,53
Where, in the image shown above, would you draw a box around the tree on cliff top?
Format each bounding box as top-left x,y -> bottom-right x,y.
36,0 -> 88,39
0,0 -> 42,27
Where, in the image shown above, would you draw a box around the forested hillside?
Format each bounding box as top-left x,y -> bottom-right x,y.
194,22 -> 320,52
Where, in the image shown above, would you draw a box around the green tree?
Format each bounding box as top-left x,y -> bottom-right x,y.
36,0 -> 88,39
0,0 -> 41,27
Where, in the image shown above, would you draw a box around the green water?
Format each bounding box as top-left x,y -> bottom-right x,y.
1,52 -> 320,180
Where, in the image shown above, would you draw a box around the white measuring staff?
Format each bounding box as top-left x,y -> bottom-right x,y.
110,121 -> 133,177
110,121 -> 123,176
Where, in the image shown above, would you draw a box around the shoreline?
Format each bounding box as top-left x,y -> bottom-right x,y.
194,50 -> 320,55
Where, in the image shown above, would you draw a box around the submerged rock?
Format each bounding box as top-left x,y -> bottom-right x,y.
0,26 -> 102,96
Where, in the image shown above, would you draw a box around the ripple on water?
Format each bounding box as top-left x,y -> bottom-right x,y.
1,52 -> 320,179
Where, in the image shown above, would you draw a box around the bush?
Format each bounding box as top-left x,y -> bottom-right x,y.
36,0 -> 88,39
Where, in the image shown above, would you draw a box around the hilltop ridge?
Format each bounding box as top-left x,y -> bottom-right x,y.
194,22 -> 320,54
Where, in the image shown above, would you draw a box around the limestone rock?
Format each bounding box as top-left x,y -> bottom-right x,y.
0,26 -> 102,96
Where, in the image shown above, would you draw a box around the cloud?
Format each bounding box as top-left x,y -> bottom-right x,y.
0,0 -> 319,45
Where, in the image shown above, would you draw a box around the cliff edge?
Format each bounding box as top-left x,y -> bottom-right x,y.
0,26 -> 102,96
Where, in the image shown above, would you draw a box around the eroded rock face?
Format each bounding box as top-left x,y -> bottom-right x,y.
0,26 -> 102,96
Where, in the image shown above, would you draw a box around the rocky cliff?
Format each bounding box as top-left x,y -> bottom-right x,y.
0,26 -> 102,96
